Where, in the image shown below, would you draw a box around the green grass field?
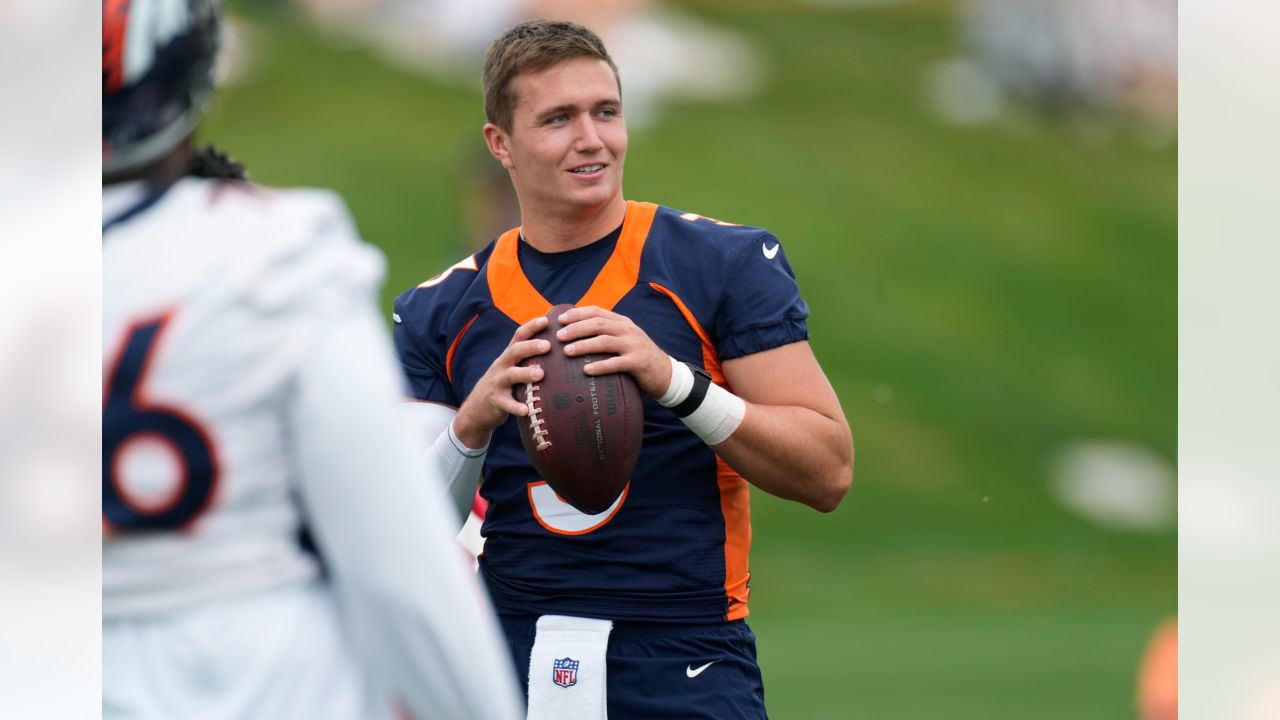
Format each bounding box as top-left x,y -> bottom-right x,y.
206,2 -> 1175,716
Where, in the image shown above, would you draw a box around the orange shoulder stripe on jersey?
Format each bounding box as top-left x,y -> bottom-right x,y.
578,200 -> 658,310
487,201 -> 659,323
445,314 -> 479,383
487,228 -> 553,324
103,0 -> 129,93
648,281 -> 751,619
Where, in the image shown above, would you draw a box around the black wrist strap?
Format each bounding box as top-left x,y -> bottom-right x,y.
672,362 -> 712,418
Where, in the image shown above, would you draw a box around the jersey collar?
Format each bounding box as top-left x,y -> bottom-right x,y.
102,179 -> 179,234
487,200 -> 658,324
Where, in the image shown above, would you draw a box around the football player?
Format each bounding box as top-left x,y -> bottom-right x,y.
393,19 -> 854,720
102,1 -> 522,718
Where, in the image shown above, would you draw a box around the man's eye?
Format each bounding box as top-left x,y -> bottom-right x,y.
598,108 -> 619,118
548,114 -> 569,124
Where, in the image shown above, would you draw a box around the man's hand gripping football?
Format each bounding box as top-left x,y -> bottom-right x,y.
555,306 -> 673,398
452,316 -> 551,449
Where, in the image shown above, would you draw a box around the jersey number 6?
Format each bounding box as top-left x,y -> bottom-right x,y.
103,313 -> 219,533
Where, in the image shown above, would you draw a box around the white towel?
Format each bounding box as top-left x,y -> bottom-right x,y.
526,615 -> 613,720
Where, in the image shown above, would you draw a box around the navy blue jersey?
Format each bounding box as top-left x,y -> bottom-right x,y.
501,615 -> 767,719
394,202 -> 809,623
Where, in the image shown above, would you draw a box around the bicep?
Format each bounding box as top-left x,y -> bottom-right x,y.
722,341 -> 845,423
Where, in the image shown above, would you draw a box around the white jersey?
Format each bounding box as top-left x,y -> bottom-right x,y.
102,176 -> 523,720
103,177 -> 367,615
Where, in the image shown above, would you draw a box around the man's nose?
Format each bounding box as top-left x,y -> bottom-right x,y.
572,116 -> 604,153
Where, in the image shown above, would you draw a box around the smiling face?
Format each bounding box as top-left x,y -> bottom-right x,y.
484,57 -> 627,226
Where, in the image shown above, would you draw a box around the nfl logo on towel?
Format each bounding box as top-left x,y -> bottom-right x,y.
553,657 -> 579,688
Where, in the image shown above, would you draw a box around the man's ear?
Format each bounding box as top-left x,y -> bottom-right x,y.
483,123 -> 515,170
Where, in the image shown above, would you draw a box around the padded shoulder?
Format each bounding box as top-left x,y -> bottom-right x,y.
650,205 -> 773,264
643,205 -> 809,361
393,241 -> 497,348
107,178 -> 391,403
390,241 -> 499,404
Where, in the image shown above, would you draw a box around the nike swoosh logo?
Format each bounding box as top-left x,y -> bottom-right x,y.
762,242 -> 780,260
686,660 -> 722,678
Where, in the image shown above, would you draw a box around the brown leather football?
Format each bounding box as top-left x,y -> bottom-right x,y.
513,304 -> 644,514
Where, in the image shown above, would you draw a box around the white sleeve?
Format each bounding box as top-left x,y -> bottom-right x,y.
289,302 -> 524,720
401,402 -> 487,527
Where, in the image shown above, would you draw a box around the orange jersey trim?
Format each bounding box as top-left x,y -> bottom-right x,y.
487,227 -> 552,324
579,201 -> 658,310
527,481 -> 631,536
486,201 -> 659,324
649,281 -> 751,620
647,282 -> 724,383
718,459 -> 752,620
419,254 -> 478,288
445,314 -> 479,383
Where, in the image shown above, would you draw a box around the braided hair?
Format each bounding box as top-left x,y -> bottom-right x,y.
189,144 -> 248,180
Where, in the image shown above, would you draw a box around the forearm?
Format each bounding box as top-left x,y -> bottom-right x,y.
658,352 -> 853,513
451,403 -> 497,451
711,402 -> 853,512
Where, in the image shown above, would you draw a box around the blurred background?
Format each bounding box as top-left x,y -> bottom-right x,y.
211,0 -> 1176,716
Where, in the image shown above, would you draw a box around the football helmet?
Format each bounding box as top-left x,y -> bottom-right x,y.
102,0 -> 221,175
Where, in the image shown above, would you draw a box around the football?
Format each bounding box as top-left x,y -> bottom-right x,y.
513,304 -> 644,515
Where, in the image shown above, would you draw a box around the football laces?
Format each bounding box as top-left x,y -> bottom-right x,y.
524,382 -> 552,450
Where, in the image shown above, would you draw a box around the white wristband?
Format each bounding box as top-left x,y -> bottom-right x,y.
684,383 -> 746,446
657,355 -> 746,446
658,356 -> 694,407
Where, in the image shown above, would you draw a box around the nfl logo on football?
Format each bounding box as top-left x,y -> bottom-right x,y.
553,657 -> 579,688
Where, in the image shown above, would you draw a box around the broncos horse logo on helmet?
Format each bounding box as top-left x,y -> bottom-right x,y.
102,0 -> 221,176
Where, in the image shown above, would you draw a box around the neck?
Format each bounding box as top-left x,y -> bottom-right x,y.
518,194 -> 628,253
103,143 -> 193,187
